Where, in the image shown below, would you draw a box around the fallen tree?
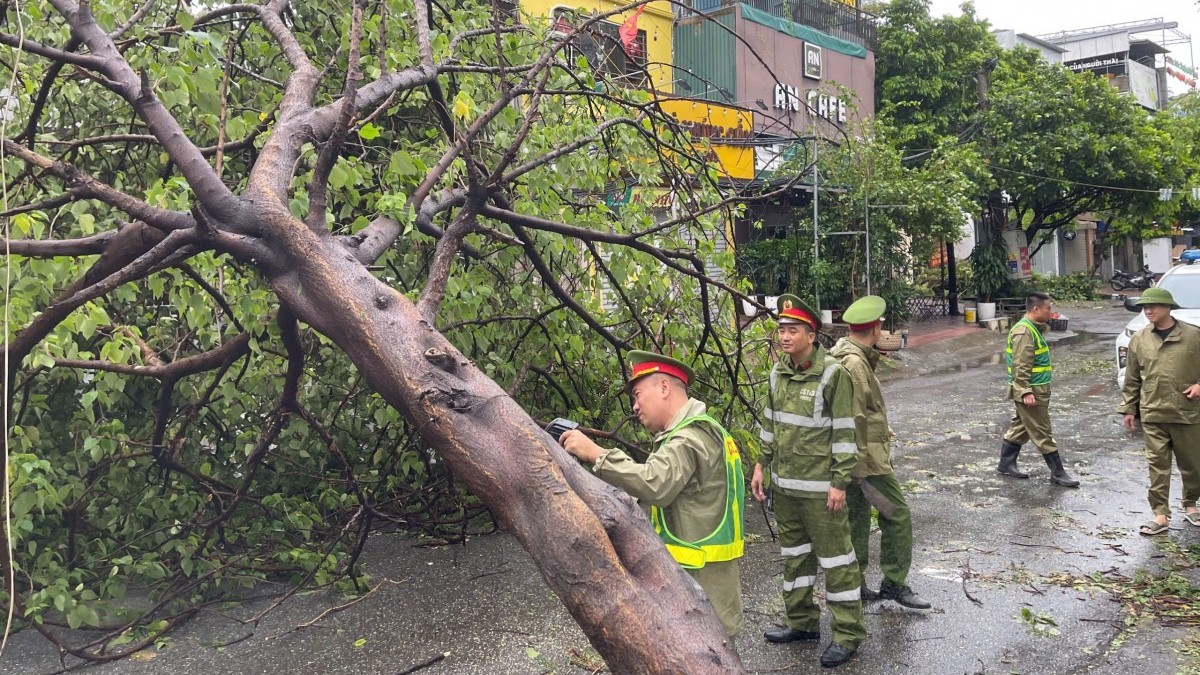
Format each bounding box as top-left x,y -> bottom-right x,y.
0,0 -> 807,669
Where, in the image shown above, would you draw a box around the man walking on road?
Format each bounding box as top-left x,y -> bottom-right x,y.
997,292 -> 1079,487
830,295 -> 931,610
1116,288 -> 1200,536
751,295 -> 866,668
559,350 -> 746,636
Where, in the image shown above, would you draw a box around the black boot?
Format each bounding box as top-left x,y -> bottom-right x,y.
820,643 -> 857,668
879,578 -> 932,609
764,626 -> 820,643
997,440 -> 1029,479
1043,452 -> 1080,487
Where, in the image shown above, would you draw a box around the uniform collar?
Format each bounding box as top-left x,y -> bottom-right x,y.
1021,316 -> 1049,334
842,337 -> 879,367
1154,321 -> 1182,341
654,397 -> 707,442
779,345 -> 825,376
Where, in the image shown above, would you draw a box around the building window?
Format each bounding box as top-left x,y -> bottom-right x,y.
551,8 -> 648,87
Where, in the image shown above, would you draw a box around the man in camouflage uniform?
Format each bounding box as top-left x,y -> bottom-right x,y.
561,350 -> 745,636
751,295 -> 865,668
997,291 -> 1079,487
830,295 -> 931,610
1117,288 -> 1200,535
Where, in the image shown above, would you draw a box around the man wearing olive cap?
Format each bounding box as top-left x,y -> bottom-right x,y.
559,350 -> 746,636
1117,287 -> 1200,536
830,295 -> 931,610
751,294 -> 865,668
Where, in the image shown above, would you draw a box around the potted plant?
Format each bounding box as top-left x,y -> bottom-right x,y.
878,280 -> 914,350
969,240 -> 1009,322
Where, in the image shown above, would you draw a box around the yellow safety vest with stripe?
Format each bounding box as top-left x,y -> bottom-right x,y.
649,415 -> 745,570
1006,317 -> 1052,386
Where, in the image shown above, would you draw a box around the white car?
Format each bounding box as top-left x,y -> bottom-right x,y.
1116,263 -> 1200,388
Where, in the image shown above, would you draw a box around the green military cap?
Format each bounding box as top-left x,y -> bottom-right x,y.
627,350 -> 696,389
842,295 -> 887,329
776,294 -> 821,331
1135,287 -> 1181,309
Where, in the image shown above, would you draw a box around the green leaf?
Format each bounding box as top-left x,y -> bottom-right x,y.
358,123 -> 381,141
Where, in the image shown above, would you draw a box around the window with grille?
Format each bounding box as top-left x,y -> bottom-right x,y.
551,8 -> 649,87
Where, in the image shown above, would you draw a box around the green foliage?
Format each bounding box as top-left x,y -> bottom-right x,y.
874,0 -> 1001,152
969,239 -> 1010,302
1027,272 -> 1101,302
739,119 -> 980,305
877,280 -> 915,329
981,48 -> 1173,244
1017,607 -> 1061,637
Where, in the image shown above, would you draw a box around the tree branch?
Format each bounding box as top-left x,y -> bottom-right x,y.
0,31 -> 108,70
48,0 -> 242,221
109,0 -> 158,39
507,221 -> 629,351
2,230 -> 118,257
6,222 -> 170,365
54,333 -> 251,379
306,0 -> 366,231
1,139 -> 195,231
416,210 -> 476,322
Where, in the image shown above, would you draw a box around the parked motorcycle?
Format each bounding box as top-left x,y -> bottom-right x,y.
1110,264 -> 1157,291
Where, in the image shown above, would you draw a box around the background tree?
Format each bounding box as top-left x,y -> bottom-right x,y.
873,0 -> 999,153
981,47 -> 1173,252
0,0 -> 779,669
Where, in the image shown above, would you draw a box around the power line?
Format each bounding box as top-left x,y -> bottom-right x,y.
988,164 -> 1199,198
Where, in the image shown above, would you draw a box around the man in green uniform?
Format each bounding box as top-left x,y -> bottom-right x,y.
559,350 -> 746,636
750,295 -> 866,668
830,295 -> 931,610
997,292 -> 1079,487
1117,288 -> 1200,535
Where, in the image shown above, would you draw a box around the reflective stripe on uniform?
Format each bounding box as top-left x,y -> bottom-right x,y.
780,543 -> 812,557
826,587 -> 862,602
764,407 -> 829,429
831,442 -> 858,455
664,543 -> 705,569
759,426 -> 775,442
818,551 -> 858,569
783,575 -> 817,591
832,418 -> 856,430
772,473 -> 831,493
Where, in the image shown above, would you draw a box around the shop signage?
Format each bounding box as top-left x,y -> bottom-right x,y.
804,43 -> 822,80
1065,52 -> 1126,73
772,83 -> 847,122
659,99 -> 756,180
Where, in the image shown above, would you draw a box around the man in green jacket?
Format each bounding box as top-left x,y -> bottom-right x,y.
1117,288 -> 1200,536
751,295 -> 865,668
997,292 -> 1079,487
830,295 -> 931,610
560,350 -> 745,636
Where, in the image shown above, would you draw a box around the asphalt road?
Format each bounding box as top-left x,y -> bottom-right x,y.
5,302 -> 1197,674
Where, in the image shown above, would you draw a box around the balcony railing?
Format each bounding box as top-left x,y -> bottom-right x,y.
682,0 -> 877,51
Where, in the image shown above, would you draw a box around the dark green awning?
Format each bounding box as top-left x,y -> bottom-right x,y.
739,3 -> 868,59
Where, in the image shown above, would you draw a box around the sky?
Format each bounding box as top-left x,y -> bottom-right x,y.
926,0 -> 1200,94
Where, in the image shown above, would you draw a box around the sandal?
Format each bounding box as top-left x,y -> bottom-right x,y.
1139,520 -> 1168,536
1185,511 -> 1200,527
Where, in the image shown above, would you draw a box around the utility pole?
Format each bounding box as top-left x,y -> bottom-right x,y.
812,138 -> 820,310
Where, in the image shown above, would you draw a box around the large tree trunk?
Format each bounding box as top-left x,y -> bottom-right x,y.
256,205 -> 744,672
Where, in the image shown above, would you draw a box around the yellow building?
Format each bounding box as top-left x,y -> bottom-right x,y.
519,0 -> 676,93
